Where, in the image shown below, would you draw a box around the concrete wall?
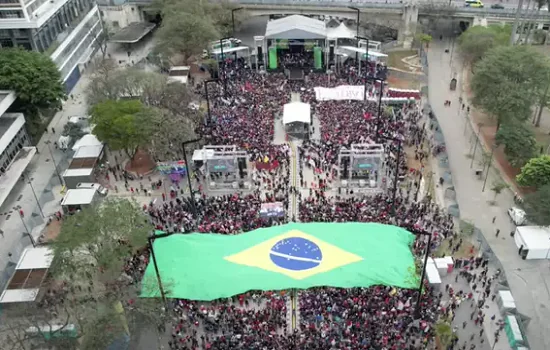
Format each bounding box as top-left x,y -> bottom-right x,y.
100,4 -> 143,30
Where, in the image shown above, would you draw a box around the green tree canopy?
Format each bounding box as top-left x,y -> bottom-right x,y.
471,45 -> 550,129
524,184 -> 550,226
0,48 -> 66,135
44,199 -> 166,350
517,155 -> 550,188
458,25 -> 510,66
90,99 -> 153,159
88,66 -> 199,159
495,121 -> 537,167
523,184 -> 550,226
152,0 -> 221,62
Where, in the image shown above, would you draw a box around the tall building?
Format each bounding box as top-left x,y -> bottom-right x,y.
0,0 -> 104,91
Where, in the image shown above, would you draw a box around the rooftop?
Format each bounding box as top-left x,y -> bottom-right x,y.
73,145 -> 103,159
61,188 -> 97,206
0,247 -> 54,304
69,157 -> 98,169
0,91 -> 16,116
109,22 -> 156,43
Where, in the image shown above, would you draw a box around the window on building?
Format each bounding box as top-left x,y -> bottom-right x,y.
0,10 -> 24,18
0,38 -> 14,48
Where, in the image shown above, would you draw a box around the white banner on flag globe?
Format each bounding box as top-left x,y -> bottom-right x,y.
314,85 -> 365,101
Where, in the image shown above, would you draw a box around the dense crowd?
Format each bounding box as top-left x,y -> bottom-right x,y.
146,60 -> 454,350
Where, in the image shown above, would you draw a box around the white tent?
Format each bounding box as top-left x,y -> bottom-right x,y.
265,15 -> 327,39
327,23 -> 355,39
210,46 -> 250,55
283,102 -> 311,125
426,262 -> 441,287
497,290 -> 517,313
338,46 -> 389,58
72,134 -> 102,151
514,226 -> 550,259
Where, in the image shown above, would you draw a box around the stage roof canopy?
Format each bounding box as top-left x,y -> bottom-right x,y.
265,15 -> 327,40
327,23 -> 355,39
339,46 -> 388,58
283,102 -> 311,125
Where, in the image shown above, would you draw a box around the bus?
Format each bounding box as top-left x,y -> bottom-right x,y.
25,323 -> 78,340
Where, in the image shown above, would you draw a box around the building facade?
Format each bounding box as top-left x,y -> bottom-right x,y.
0,0 -> 104,91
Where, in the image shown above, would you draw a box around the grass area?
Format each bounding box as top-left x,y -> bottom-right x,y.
387,49 -> 417,71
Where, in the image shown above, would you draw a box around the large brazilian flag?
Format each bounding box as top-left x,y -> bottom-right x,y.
141,223 -> 418,300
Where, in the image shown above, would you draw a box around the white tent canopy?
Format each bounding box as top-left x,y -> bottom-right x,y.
265,15 -> 327,40
338,46 -> 388,58
283,102 -> 311,125
210,46 -> 250,55
72,134 -> 102,151
327,23 -> 355,39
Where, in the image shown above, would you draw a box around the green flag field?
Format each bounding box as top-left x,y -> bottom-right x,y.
141,222 -> 418,300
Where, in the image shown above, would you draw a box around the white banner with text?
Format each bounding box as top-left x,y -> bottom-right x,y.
314,85 -> 365,101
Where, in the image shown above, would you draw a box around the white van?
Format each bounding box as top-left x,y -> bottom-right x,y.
76,183 -> 108,196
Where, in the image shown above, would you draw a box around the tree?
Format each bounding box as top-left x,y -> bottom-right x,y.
46,199 -> 167,350
153,0 -> 219,63
90,100 -> 154,159
434,319 -> 454,349
523,184 -> 550,225
0,48 -> 66,137
458,25 -> 511,66
517,155 -> 550,188
495,122 -> 537,167
490,181 -> 509,204
472,45 -> 550,130
416,33 -> 433,48
87,67 -> 200,159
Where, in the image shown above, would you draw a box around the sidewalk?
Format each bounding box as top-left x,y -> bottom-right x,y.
427,39 -> 550,350
0,73 -> 92,280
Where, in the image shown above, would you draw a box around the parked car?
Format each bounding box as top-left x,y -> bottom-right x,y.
508,206 -> 526,226
491,3 -> 505,9
76,183 -> 108,196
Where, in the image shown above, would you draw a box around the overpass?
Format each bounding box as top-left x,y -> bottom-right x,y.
217,0 -> 550,46
118,0 -> 550,47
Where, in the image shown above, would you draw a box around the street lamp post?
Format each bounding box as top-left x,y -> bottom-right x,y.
17,209 -> 36,248
348,7 -> 360,67
44,140 -> 63,185
391,140 -> 402,216
181,139 -> 201,220
379,136 -> 404,215
204,79 -> 218,124
23,173 -> 44,218
356,35 -> 369,80
413,229 -> 433,319
218,37 -> 234,96
469,123 -> 483,169
148,233 -> 173,305
231,7 -> 244,37
482,144 -> 496,192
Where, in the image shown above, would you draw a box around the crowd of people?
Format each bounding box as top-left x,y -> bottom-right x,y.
135,57 -> 458,350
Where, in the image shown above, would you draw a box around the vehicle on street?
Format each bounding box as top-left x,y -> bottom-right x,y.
76,182 -> 108,196
465,0 -> 484,7
508,206 -> 527,226
491,3 -> 505,9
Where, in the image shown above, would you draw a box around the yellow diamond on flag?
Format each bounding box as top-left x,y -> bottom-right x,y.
224,229 -> 363,280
